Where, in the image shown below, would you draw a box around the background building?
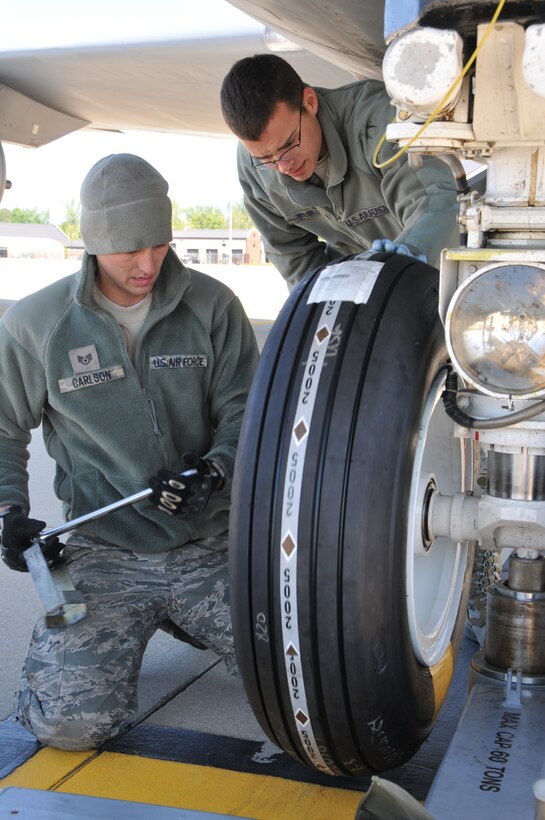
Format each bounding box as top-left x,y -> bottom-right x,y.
0,223 -> 266,264
0,223 -> 68,259
171,227 -> 264,265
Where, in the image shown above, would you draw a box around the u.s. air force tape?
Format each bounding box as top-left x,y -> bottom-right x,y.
150,354 -> 208,369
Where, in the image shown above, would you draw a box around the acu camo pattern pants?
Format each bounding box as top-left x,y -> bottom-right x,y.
17,532 -> 234,751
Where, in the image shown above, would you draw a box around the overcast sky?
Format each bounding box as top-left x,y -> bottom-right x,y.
3,132 -> 242,224
1,0 -> 254,222
2,0 -> 258,50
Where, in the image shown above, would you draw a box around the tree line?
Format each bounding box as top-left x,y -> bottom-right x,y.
0,199 -> 253,239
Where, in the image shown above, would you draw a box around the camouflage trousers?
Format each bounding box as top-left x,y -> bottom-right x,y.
17,531 -> 233,751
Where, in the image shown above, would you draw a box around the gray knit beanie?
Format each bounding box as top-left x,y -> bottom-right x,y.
80,153 -> 172,254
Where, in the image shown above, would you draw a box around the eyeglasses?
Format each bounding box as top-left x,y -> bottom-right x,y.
250,104 -> 302,170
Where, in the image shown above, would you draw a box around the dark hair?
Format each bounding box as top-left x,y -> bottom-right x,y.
220,54 -> 305,140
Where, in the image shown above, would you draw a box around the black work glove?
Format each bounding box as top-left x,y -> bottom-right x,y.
1,507 -> 64,573
149,451 -> 225,518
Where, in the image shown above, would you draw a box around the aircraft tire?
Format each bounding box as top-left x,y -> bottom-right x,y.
229,252 -> 472,776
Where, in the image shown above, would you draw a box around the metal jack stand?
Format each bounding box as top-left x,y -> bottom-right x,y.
424,671 -> 545,818
425,555 -> 545,817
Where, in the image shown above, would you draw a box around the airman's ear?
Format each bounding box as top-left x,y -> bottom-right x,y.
302,86 -> 319,115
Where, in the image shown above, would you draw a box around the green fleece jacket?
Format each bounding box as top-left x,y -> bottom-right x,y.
238,80 -> 460,287
0,249 -> 259,551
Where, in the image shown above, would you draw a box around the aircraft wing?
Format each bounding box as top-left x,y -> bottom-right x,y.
0,13 -> 357,149
225,0 -> 387,81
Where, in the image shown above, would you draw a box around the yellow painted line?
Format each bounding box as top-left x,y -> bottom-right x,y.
57,752 -> 365,820
0,747 -> 94,790
0,746 -> 364,818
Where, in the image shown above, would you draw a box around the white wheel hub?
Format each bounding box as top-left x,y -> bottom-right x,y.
406,370 -> 470,666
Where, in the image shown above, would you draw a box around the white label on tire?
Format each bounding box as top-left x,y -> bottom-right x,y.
279,299 -> 341,774
307,259 -> 384,304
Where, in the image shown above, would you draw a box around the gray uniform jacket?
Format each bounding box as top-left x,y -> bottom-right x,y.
0,249 -> 259,551
237,80 -> 460,286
